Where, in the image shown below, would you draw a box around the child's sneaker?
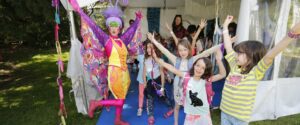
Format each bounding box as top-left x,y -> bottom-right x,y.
148,116 -> 155,125
163,109 -> 174,118
146,107 -> 150,115
137,108 -> 143,116
211,106 -> 219,110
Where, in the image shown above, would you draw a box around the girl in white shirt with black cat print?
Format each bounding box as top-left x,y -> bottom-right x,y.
153,48 -> 226,125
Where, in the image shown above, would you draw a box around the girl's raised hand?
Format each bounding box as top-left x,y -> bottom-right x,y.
199,19 -> 207,29
231,36 -> 237,43
135,10 -> 143,19
147,32 -> 155,41
165,22 -> 171,32
223,15 -> 233,27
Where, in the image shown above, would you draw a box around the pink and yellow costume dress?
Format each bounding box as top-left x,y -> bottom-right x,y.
106,36 -> 131,99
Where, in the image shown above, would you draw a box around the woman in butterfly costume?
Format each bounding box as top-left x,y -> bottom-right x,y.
69,0 -> 142,124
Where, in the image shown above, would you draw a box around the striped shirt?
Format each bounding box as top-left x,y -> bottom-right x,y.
220,51 -> 272,122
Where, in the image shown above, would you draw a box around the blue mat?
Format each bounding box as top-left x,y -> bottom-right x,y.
212,78 -> 225,107
97,72 -> 185,125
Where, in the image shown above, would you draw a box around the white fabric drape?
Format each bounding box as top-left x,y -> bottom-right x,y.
66,38 -> 100,115
250,0 -> 300,122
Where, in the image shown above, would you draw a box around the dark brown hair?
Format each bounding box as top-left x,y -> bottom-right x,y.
189,57 -> 213,79
234,40 -> 266,74
144,41 -> 161,59
177,38 -> 192,59
172,15 -> 183,31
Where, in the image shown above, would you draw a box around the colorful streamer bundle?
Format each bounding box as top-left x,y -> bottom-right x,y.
52,0 -> 66,124
151,60 -> 164,97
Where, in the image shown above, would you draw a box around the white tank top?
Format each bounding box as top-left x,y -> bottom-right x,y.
144,58 -> 161,80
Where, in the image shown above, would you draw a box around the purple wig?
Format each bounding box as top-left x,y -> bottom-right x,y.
102,5 -> 123,28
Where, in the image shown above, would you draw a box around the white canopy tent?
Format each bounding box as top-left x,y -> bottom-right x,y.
61,0 -> 300,122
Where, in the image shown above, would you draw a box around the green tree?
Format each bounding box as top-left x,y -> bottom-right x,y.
0,0 -> 69,48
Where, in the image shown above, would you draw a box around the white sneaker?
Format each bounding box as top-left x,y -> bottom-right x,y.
147,107 -> 150,115
211,106 -> 219,110
137,108 -> 143,116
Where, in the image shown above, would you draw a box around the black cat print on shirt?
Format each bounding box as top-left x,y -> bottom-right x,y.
189,90 -> 203,107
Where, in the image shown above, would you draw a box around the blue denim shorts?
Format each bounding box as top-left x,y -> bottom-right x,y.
221,111 -> 249,125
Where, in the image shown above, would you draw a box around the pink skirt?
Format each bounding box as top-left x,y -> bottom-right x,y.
184,114 -> 213,125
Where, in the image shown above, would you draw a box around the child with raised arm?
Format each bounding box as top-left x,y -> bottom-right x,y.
220,15 -> 300,125
143,41 -> 174,125
167,19 -> 207,56
152,47 -> 226,125
136,40 -> 146,116
147,26 -> 222,124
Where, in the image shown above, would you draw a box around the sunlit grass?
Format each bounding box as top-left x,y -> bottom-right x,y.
1,98 -> 22,108
33,100 -> 47,105
0,97 -> 4,104
14,52 -> 69,68
44,76 -> 52,80
0,47 -> 97,125
15,61 -> 35,68
13,85 -> 33,92
32,52 -> 69,62
0,69 -> 11,74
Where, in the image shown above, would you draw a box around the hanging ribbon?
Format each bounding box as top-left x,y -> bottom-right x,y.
55,24 -> 59,42
52,0 -> 66,125
52,0 -> 58,7
55,13 -> 61,24
57,77 -> 67,118
54,0 -> 60,24
56,40 -> 64,73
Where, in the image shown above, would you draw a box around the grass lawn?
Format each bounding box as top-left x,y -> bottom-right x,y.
0,47 -> 299,125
